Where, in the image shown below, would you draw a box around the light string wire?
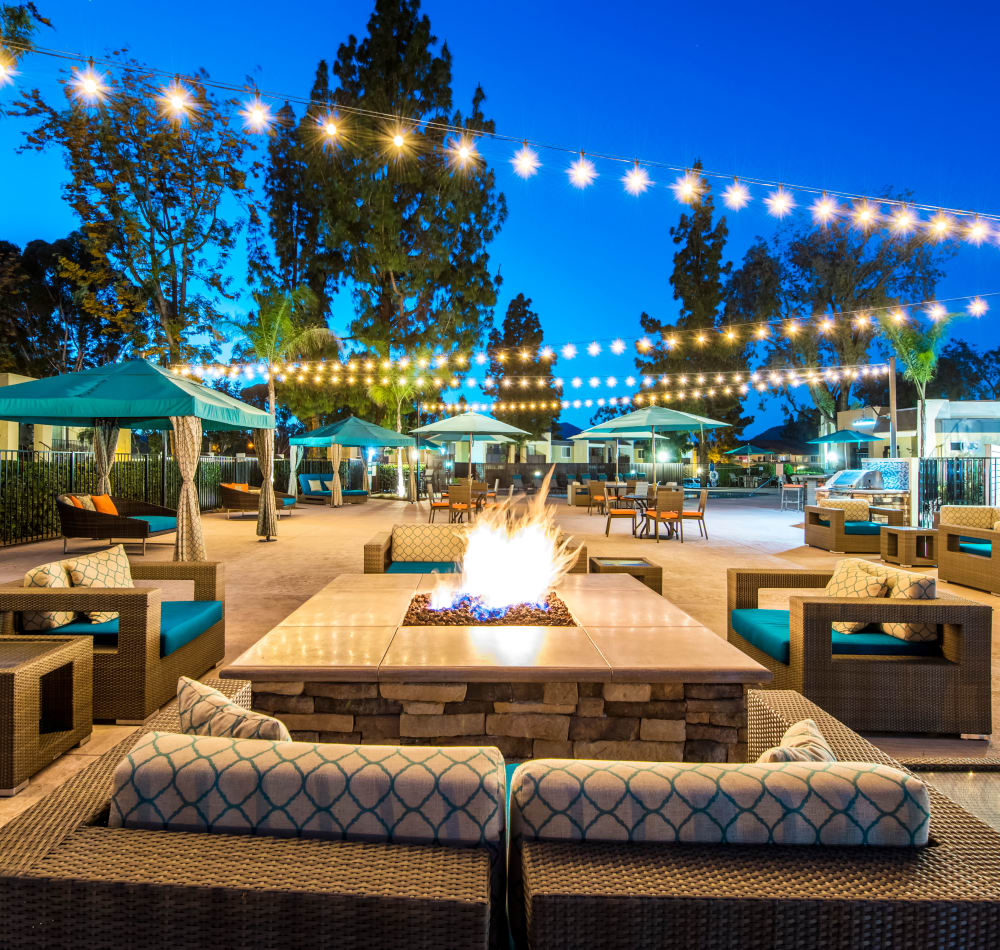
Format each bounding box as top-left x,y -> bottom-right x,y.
4,40 -> 1000,225
171,291 -> 994,376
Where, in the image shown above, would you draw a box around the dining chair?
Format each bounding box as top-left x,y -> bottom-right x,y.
427,487 -> 451,523
587,479 -> 609,515
651,489 -> 684,542
605,489 -> 637,536
681,489 -> 709,539
448,484 -> 474,523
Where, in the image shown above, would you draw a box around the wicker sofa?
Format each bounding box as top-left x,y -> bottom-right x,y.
508,688 -> 1000,950
364,523 -> 588,574
726,564 -> 991,736
0,679 -> 505,950
219,483 -> 297,518
55,494 -> 177,555
804,498 -> 905,553
0,558 -> 225,722
937,504 -> 1000,594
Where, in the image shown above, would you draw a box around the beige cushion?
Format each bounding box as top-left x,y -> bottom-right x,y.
819,498 -> 869,522
73,494 -> 96,511
840,559 -> 938,642
22,561 -> 76,631
825,558 -> 886,633
177,677 -> 291,741
757,719 -> 837,763
391,523 -> 468,562
939,506 -> 1000,529
510,759 -> 929,847
307,479 -> 323,492
62,544 -> 134,623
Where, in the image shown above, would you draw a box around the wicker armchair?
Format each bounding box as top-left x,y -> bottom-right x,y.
219,484 -> 296,518
726,566 -> 991,736
0,679 -> 501,950
804,502 -> 905,553
55,495 -> 176,555
0,561 -> 225,722
937,505 -> 1000,594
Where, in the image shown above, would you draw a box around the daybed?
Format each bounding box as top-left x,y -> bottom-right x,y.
55,493 -> 176,555
727,561 -> 991,736
297,473 -> 369,505
219,483 -> 297,517
0,551 -> 225,722
937,504 -> 1000,594
804,498 -> 905,553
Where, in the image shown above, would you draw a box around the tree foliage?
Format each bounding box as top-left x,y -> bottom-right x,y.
14,57 -> 252,363
488,293 -> 559,441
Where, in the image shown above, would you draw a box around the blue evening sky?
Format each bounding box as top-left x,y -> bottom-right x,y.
3,0 -> 999,433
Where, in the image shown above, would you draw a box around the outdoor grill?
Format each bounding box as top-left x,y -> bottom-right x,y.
822,469 -> 884,493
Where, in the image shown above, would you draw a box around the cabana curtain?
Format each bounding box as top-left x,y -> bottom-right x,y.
288,443 -> 302,495
327,444 -> 343,507
170,416 -> 206,561
93,420 -> 120,496
255,427 -> 277,541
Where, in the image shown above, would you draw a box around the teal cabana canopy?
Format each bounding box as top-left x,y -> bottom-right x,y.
290,416 -> 415,448
808,429 -> 880,444
0,358 -> 274,431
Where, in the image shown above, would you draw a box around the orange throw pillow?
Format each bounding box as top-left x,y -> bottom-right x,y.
237,483 -> 250,492
68,495 -> 84,509
91,494 -> 119,515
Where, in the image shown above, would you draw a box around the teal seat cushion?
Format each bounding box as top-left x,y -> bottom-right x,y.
134,515 -> 177,534
386,561 -> 458,574
843,520 -> 882,536
280,496 -> 296,507
297,475 -> 329,496
730,608 -> 941,665
342,490 -> 368,496
51,600 -> 223,656
959,537 -> 992,556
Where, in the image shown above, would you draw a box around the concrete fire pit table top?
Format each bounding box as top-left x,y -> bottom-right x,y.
222,574 -> 770,685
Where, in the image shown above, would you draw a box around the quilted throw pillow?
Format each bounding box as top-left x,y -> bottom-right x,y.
825,559 -> 886,634
22,561 -> 76,631
62,544 -> 134,623
73,494 -> 97,511
391,523 -> 468,562
177,676 -> 291,741
938,505 -> 1000,529
819,498 -> 869,522
757,718 -> 837,763
880,570 -> 938,642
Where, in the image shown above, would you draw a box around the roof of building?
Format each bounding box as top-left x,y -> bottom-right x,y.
552,421 -> 582,442
741,423 -> 819,458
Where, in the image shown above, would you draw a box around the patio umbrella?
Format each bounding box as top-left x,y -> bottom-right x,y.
570,424 -> 654,481
0,359 -> 274,558
584,407 -> 729,483
807,429 -> 881,444
411,411 -> 529,480
726,443 -> 772,456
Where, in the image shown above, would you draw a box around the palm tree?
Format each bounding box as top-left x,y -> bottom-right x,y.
220,287 -> 334,417
369,378 -> 418,497
878,311 -> 957,457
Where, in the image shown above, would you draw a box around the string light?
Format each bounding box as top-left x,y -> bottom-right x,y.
391,131 -> 406,149
622,162 -> 652,195
927,303 -> 947,321
852,200 -> 878,230
71,65 -> 107,103
610,339 -> 626,354
765,187 -> 795,218
672,170 -> 703,205
241,97 -> 272,132
966,219 -> 990,245
0,53 -> 15,87
587,341 -> 601,356
969,297 -> 989,317
722,179 -> 751,210
320,114 -> 339,140
928,212 -> 953,241
450,137 -> 479,169
561,343 -> 578,359
568,153 -> 597,188
511,143 -> 540,178
811,194 -> 839,225
160,81 -> 192,121
890,207 -> 917,235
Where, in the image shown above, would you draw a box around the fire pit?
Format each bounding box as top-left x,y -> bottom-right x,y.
404,591 -> 574,626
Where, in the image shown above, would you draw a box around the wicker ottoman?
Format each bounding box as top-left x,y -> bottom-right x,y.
0,636 -> 92,795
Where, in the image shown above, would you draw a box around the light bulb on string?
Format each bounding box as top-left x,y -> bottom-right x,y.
765,186 -> 794,218
927,303 -> 947,321
587,342 -> 601,356
722,179 -> 750,210
0,53 -> 16,87
160,81 -> 193,121
966,219 -> 990,245
968,297 -> 989,317
610,339 -> 625,354
241,97 -> 272,132
568,152 -> 597,188
890,206 -> 917,235
561,343 -> 577,359
72,65 -> 108,103
511,142 -> 540,178
672,170 -> 703,205
623,162 -> 652,195
928,212 -> 953,241
852,200 -> 878,230
450,136 -> 479,170
811,194 -> 839,225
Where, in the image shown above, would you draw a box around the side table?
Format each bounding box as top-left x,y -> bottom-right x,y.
588,556 -> 663,594
880,526 -> 938,568
0,636 -> 93,796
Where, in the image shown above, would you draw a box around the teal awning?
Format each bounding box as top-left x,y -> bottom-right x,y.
0,359 -> 273,431
290,415 -> 415,448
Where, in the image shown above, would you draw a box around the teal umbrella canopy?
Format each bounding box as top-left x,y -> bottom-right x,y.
570,423 -> 657,442
425,433 -> 514,445
587,406 -> 729,434
290,416 -> 415,448
808,429 -> 880,445
726,444 -> 774,456
410,411 -> 529,438
0,359 -> 273,431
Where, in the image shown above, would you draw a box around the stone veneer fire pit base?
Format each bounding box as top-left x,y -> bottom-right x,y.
253,680 -> 747,762
223,573 -> 769,762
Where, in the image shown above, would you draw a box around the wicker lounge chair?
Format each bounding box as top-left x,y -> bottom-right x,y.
508,689 -> 1000,950
55,494 -> 177,555
937,505 -> 1000,594
219,483 -> 297,518
804,500 -> 905,553
0,680 -> 503,950
0,559 -> 225,722
726,565 -> 991,736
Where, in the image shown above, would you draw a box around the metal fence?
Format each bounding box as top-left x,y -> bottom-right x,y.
917,457 -> 1000,526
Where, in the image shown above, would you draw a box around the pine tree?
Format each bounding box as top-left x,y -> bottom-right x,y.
488,293 -> 559,443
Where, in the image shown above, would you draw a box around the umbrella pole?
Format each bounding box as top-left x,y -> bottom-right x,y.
651,426 -> 656,485
615,439 -> 619,482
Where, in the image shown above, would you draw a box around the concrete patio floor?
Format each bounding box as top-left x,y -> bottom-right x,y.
1,492 -> 998,828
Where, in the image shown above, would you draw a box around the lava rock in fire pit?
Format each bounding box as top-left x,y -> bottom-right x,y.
404,592 -> 574,626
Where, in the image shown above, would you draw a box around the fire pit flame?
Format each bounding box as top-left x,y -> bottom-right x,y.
429,467 -> 577,616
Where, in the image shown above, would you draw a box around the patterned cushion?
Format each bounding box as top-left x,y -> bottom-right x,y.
825,559 -> 886,633
73,494 -> 96,511
62,544 -> 134,623
819,498 -> 869,521
757,719 -> 837,763
177,676 -> 291,741
392,523 -> 469,562
22,561 -> 76,631
939,506 -> 1000,529
109,732 -> 505,848
880,570 -> 938,642
510,759 -> 929,847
